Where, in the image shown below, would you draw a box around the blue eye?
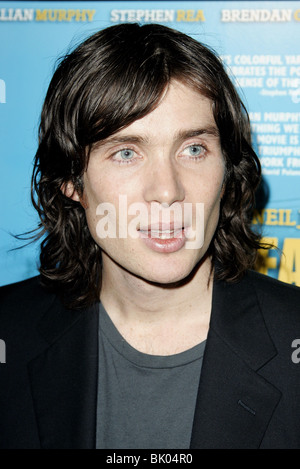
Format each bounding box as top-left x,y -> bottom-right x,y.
111,147 -> 141,165
187,145 -> 203,156
119,149 -> 135,160
180,144 -> 207,162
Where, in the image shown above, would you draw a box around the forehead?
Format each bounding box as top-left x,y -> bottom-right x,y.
109,80 -> 217,141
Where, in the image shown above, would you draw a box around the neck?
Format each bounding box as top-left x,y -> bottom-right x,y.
99,256 -> 214,354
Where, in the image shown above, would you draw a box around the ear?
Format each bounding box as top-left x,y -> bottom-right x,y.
61,180 -> 89,209
61,181 -> 80,202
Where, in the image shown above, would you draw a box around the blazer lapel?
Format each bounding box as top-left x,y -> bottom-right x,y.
28,297 -> 99,449
190,273 -> 282,449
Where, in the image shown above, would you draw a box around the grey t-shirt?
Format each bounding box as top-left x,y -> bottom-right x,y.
96,303 -> 206,449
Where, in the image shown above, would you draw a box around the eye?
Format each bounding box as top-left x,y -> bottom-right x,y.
117,149 -> 135,160
181,144 -> 206,158
111,147 -> 140,164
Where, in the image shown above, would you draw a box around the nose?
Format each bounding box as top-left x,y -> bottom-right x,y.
143,157 -> 185,206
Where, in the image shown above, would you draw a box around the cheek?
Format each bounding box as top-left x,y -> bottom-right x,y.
82,173 -> 133,246
199,174 -> 225,226
194,169 -> 225,206
211,162 -> 226,203
84,165 -> 139,204
83,170 -> 115,208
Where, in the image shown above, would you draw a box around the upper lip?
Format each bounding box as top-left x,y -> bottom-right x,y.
139,223 -> 184,231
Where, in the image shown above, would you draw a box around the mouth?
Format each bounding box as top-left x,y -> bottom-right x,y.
138,222 -> 186,238
138,225 -> 188,253
139,227 -> 184,239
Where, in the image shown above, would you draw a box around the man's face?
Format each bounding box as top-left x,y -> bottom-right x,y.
76,80 -> 225,285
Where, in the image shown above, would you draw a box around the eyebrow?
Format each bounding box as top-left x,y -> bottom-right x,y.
175,126 -> 220,140
93,126 -> 220,149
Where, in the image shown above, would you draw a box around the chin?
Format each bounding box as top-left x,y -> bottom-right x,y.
138,261 -> 200,287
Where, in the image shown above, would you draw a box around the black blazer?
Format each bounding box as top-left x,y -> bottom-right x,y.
0,270 -> 300,449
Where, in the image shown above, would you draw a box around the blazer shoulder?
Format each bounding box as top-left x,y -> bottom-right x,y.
247,270 -> 300,328
0,276 -> 56,326
1,275 -> 49,302
248,270 -> 300,301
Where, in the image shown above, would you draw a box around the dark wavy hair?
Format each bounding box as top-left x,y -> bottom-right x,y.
31,23 -> 262,308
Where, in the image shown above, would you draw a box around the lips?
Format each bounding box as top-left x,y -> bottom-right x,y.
138,221 -> 185,236
139,228 -> 184,239
138,224 -> 187,253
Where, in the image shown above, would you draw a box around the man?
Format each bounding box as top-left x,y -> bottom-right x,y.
0,23 -> 299,449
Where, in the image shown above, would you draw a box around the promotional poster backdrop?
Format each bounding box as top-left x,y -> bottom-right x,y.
0,1 -> 299,287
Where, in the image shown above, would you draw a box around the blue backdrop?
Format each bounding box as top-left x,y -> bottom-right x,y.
0,1 -> 300,286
